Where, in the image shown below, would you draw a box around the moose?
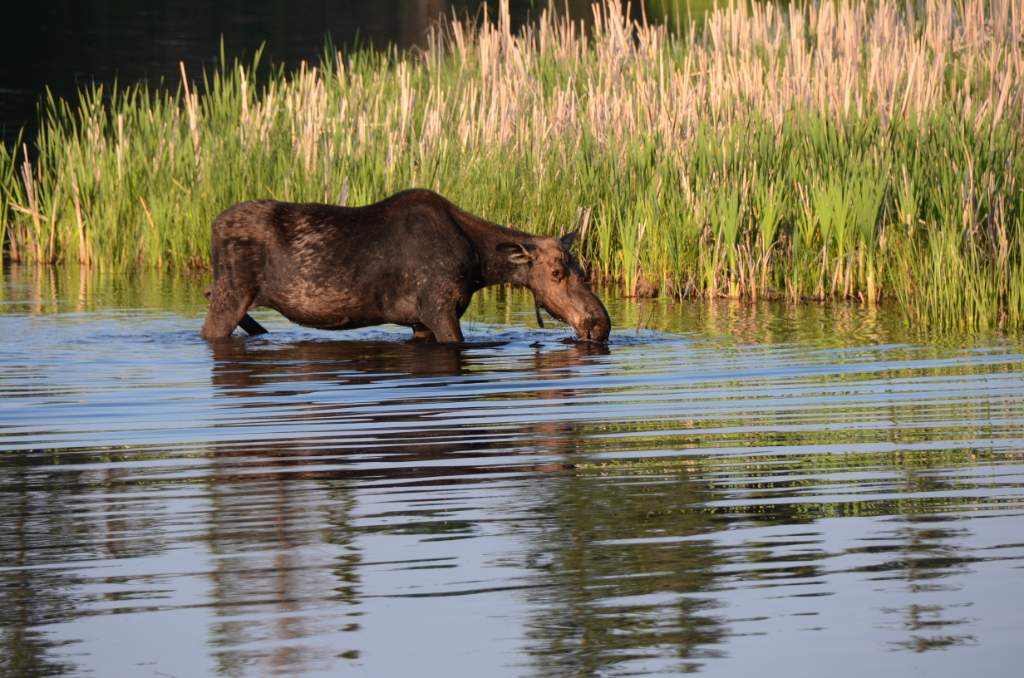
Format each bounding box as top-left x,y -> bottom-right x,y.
201,189 -> 611,343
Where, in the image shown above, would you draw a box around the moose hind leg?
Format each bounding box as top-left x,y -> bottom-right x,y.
201,285 -> 258,339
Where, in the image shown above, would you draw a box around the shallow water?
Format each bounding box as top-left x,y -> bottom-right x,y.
2,266 -> 1023,677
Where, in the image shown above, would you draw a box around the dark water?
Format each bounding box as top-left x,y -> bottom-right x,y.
2,266 -> 1023,676
1,0 -> 633,149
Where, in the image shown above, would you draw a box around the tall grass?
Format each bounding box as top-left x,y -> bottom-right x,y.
1,0 -> 1022,330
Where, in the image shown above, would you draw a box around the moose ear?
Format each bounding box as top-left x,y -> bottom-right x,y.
497,242 -> 535,265
560,230 -> 578,249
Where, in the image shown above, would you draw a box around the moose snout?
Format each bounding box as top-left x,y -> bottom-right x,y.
574,300 -> 611,343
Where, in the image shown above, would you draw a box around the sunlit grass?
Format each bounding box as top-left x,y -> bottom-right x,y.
1,0 -> 1022,330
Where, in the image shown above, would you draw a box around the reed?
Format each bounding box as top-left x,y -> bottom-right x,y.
2,0 -> 1022,330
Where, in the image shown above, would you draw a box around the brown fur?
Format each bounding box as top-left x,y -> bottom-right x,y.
201,189 -> 610,343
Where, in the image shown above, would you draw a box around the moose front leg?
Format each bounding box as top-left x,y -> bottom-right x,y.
416,303 -> 464,343
424,315 -> 464,343
414,287 -> 467,343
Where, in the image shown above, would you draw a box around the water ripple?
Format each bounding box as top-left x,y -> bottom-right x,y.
2,271 -> 1023,676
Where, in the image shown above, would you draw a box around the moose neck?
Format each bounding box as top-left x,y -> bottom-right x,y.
478,236 -> 533,288
448,205 -> 534,289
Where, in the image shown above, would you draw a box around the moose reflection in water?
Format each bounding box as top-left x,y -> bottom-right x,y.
201,337 -> 735,673
207,338 -> 604,480
180,337 -> 988,673
202,338 -> 617,672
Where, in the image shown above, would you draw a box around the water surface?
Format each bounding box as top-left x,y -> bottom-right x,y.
2,266 -> 1023,677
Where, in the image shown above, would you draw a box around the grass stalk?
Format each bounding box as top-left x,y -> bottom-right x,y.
1,0 -> 1021,330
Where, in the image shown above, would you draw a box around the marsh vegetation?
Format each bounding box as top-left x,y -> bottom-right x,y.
1,0 -> 1022,329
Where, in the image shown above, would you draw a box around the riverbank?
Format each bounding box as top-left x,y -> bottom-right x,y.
1,0 -> 1021,329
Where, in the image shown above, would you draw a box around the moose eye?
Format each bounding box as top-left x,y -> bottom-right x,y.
552,267 -> 566,282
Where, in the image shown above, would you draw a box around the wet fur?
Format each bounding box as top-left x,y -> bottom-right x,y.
201,189 -> 610,342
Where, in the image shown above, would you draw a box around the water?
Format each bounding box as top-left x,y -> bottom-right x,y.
2,266 -> 1023,677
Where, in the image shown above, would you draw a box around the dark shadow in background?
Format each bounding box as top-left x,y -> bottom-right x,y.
1,0 -> 634,149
